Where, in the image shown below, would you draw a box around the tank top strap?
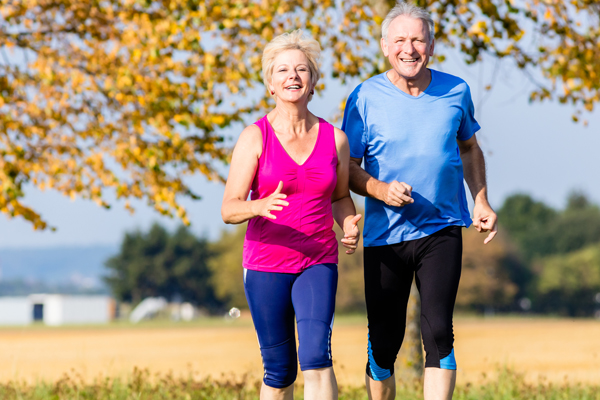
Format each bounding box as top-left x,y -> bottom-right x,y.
317,118 -> 337,157
254,115 -> 270,156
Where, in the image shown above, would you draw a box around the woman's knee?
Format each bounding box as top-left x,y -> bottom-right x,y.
297,319 -> 334,371
261,341 -> 298,388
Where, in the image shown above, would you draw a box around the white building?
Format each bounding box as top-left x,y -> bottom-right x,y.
0,297 -> 32,325
0,294 -> 114,326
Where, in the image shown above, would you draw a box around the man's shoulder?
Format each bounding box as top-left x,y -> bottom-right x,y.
349,73 -> 389,100
430,69 -> 471,93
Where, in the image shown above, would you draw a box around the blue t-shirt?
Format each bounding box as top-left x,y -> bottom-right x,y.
342,69 -> 479,247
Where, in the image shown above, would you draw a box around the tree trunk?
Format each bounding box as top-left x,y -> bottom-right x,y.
395,279 -> 423,380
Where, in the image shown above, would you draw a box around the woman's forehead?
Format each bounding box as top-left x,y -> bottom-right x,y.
273,49 -> 309,65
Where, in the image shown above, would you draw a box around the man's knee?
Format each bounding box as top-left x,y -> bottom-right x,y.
366,335 -> 400,381
421,316 -> 456,369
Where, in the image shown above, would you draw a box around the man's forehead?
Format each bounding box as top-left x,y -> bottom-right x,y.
388,15 -> 427,35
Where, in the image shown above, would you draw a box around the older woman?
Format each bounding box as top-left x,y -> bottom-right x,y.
221,30 -> 361,400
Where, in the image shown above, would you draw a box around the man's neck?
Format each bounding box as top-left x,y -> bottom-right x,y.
387,68 -> 432,97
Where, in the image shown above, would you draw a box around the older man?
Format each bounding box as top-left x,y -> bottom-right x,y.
341,2 -> 497,400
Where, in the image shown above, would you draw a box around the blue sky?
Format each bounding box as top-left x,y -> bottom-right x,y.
1,47 -> 599,248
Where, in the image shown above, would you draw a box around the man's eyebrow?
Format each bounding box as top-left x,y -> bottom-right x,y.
392,33 -> 425,40
275,63 -> 309,67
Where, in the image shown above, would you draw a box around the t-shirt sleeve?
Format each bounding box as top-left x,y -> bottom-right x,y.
457,84 -> 480,141
341,87 -> 367,159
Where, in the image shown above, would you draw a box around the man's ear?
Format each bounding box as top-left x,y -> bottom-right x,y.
381,36 -> 389,57
429,38 -> 435,56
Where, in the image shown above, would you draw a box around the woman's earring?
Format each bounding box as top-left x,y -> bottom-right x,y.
270,90 -> 275,95
310,90 -> 314,95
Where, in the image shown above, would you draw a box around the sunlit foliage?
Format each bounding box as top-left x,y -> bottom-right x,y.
1,0 -> 598,229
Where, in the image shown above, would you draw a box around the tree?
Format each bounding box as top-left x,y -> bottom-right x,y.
208,224 -> 247,309
497,192 -> 600,314
536,244 -> 600,316
2,0 -> 599,229
551,191 -> 600,255
457,228 -> 523,312
499,192 -> 600,260
497,193 -> 558,261
0,0 -> 376,229
104,222 -> 220,309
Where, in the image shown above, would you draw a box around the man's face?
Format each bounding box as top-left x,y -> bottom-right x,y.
381,15 -> 434,83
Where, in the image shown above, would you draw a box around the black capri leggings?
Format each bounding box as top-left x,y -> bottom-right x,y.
364,226 -> 462,380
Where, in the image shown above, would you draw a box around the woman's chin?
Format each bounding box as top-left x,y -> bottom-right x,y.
279,95 -> 308,105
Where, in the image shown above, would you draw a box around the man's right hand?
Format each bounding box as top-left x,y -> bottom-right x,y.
378,180 -> 414,207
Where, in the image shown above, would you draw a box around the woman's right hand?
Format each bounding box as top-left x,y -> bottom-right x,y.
256,181 -> 289,220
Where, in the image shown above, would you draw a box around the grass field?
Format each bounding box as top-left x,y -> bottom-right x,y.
0,314 -> 599,389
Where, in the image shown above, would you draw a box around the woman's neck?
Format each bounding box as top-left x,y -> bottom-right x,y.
269,102 -> 317,135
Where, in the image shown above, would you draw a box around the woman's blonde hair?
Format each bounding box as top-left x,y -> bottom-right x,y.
262,30 -> 321,101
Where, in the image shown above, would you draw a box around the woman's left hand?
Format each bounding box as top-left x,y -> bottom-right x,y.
341,214 -> 362,254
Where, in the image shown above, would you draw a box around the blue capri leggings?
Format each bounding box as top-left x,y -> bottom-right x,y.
244,263 -> 338,389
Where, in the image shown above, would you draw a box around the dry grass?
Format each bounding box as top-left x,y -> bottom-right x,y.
1,315 -> 599,387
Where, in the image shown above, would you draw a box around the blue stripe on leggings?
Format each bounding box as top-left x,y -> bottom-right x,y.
439,348 -> 456,370
367,333 -> 392,381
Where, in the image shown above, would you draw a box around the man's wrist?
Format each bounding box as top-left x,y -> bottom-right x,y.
473,188 -> 489,205
370,180 -> 387,201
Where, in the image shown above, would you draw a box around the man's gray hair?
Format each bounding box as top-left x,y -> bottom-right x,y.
381,2 -> 435,44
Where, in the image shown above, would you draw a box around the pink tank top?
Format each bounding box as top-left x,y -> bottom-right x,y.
242,115 -> 339,273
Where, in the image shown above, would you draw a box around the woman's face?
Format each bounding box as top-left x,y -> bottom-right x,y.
269,49 -> 313,103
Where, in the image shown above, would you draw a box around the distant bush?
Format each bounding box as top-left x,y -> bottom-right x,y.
104,223 -> 222,311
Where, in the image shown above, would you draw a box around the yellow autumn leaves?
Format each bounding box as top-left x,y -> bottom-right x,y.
0,0 -> 598,229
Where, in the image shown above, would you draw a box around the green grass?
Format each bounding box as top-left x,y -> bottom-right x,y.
0,368 -> 598,400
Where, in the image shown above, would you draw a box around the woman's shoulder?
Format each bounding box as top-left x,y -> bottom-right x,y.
235,123 -> 264,156
332,126 -> 349,151
239,123 -> 263,141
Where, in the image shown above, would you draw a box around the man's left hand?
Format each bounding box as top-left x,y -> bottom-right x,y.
472,201 -> 497,244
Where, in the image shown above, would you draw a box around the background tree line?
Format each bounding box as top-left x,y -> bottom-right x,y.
104,191 -> 600,317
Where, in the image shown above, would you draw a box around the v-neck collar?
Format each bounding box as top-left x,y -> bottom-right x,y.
265,117 -> 322,167
383,68 -> 435,99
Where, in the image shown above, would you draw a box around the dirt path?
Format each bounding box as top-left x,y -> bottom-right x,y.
0,316 -> 599,385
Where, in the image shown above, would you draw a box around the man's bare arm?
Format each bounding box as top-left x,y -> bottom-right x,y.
349,157 -> 414,207
457,134 -> 497,244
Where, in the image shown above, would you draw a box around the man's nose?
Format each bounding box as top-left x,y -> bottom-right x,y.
401,40 -> 415,53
